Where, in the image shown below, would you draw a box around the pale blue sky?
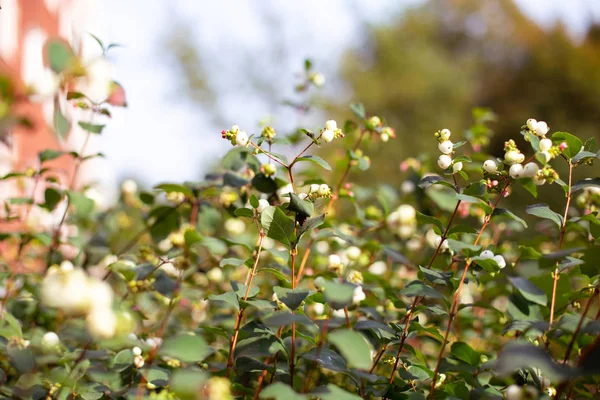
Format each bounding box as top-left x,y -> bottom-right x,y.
85,0 -> 600,191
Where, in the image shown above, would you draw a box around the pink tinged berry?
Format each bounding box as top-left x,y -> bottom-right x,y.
492,180 -> 498,187
344,183 -> 352,190
559,142 -> 568,151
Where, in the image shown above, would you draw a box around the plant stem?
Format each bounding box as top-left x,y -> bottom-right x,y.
429,183 -> 509,398
253,327 -> 284,399
387,199 -> 463,383
290,248 -> 297,387
549,162 -> 573,326
46,131 -> 92,269
226,232 -> 265,378
249,142 -> 288,168
294,240 -> 313,286
326,129 -> 367,215
563,288 -> 598,364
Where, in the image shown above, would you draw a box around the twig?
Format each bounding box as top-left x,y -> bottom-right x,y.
429,182 -> 509,397
226,232 -> 265,378
549,162 -> 573,326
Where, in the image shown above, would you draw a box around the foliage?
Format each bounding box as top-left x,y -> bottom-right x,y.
0,32 -> 600,400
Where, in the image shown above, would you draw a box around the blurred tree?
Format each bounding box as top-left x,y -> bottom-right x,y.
338,0 -> 600,192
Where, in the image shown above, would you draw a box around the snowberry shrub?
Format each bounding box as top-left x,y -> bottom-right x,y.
0,38 -> 599,400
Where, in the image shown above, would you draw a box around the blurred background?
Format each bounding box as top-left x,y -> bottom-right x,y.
1,0 -> 600,201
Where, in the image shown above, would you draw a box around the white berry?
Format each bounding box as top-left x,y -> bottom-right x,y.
483,160 -> 497,173
438,154 -> 452,169
438,141 -> 454,154
509,163 -> 524,179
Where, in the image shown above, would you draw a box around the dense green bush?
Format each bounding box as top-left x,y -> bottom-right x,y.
0,37 -> 599,400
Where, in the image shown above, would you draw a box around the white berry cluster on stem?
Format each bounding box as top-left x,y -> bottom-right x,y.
221,124 -> 249,147
321,120 -> 344,143
435,129 -> 462,172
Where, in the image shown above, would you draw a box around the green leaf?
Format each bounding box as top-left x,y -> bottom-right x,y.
170,368 -> 208,398
250,195 -> 259,208
302,348 -> 347,372
261,382 -> 307,400
208,291 -> 239,310
39,149 -> 66,163
509,277 -> 547,306
322,280 -> 354,310
552,131 -> 582,160
525,203 -> 562,228
418,175 -> 455,190
158,334 -> 212,363
154,183 -> 193,198
234,207 -> 255,218
492,208 -> 528,228
400,280 -> 443,299
328,329 -> 372,370
67,191 -> 94,218
453,155 -> 472,163
495,341 -> 575,381
416,211 -> 444,234
251,173 -> 279,193
43,187 -> 63,211
45,39 -> 74,73
78,121 -> 105,134
113,350 -> 133,371
446,238 -> 481,256
53,100 -> 69,139
287,193 -> 314,220
572,178 -> 600,193
450,341 -> 480,366
296,155 -> 331,171
221,147 -> 260,171
261,206 -> 295,248
572,151 -> 598,164
311,384 -> 362,400
297,213 -> 325,240
273,287 -> 309,310
350,103 -> 366,119
263,311 -> 317,330
419,266 -> 452,285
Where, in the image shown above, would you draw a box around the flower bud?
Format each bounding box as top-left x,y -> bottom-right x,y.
348,270 -> 363,284
483,160 -> 498,173
539,138 -> 552,152
440,129 -> 451,141
318,184 -> 330,196
509,163 -> 524,179
438,141 -> 454,154
504,150 -> 524,165
438,154 -> 452,169
452,162 -> 463,173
